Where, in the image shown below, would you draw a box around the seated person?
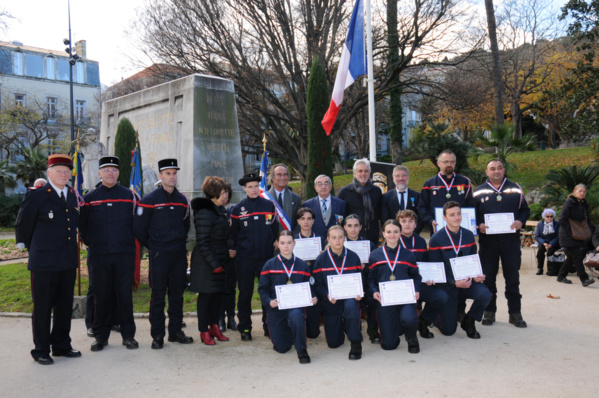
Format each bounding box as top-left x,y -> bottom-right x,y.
535,208 -> 560,275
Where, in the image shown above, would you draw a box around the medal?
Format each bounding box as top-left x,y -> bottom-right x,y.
445,193 -> 451,199
438,172 -> 456,201
327,248 -> 347,275
48,211 -> 54,219
277,255 -> 295,284
496,195 -> 502,201
287,279 -> 292,285
444,227 -> 463,256
487,178 -> 506,204
382,246 -> 401,282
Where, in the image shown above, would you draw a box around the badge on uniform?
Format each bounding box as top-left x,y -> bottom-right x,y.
244,221 -> 248,227
137,207 -> 143,216
48,211 -> 54,219
433,191 -> 437,196
335,214 -> 344,224
309,276 -> 315,285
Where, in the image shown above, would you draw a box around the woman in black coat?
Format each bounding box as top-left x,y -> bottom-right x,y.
190,176 -> 231,344
535,208 -> 560,275
557,184 -> 595,287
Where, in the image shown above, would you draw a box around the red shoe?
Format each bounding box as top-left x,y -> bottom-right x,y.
200,331 -> 215,345
209,324 -> 230,341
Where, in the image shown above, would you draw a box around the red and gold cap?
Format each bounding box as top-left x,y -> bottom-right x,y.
48,154 -> 73,169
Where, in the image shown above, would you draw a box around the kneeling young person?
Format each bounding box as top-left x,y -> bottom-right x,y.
428,201 -> 492,339
313,225 -> 364,360
369,220 -> 421,353
258,231 -> 317,364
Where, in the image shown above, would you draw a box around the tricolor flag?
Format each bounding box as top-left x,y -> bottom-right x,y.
321,0 -> 366,135
72,151 -> 84,194
129,139 -> 143,289
259,150 -> 292,231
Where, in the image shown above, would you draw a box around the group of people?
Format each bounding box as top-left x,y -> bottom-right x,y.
16,148 -> 593,366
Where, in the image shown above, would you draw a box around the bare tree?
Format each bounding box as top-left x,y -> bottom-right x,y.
484,0 -> 505,125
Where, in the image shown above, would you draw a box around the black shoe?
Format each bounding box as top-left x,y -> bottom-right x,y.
557,277 -> 572,284
481,311 -> 495,326
168,331 -> 193,344
418,319 -> 434,339
456,311 -> 466,323
122,337 -> 139,349
91,339 -> 108,352
460,314 -> 481,339
582,278 -> 595,287
508,313 -> 527,328
35,355 -> 54,365
227,317 -> 238,331
218,318 -> 226,332
87,328 -> 94,338
297,349 -> 311,364
151,338 -> 164,349
367,327 -> 381,344
536,269 -> 543,275
240,330 -> 252,341
349,341 -> 362,360
111,325 -> 121,333
407,337 -> 420,354
52,349 -> 82,358
263,327 -> 270,338
546,272 -> 558,276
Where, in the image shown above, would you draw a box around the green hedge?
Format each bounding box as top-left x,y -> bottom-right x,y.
0,194 -> 24,228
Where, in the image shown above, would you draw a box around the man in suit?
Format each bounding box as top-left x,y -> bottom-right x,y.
303,174 -> 346,238
268,164 -> 302,231
16,154 -> 82,365
380,165 -> 423,233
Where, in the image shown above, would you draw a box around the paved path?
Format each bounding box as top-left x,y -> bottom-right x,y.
0,257 -> 597,398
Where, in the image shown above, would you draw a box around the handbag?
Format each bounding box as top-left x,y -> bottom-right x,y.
583,252 -> 599,268
569,219 -> 591,241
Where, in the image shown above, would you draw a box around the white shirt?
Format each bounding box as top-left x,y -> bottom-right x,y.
49,181 -> 68,200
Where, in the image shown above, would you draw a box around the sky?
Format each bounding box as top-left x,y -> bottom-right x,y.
2,0 -> 571,88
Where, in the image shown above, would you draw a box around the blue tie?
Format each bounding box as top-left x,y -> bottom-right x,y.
321,199 -> 327,214
399,191 -> 405,210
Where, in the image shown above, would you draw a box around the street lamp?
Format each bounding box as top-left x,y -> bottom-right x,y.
63,0 -> 78,155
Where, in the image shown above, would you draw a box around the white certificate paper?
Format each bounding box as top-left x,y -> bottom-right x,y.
417,262 -> 447,284
484,213 -> 516,234
275,282 -> 313,310
343,240 -> 371,263
435,207 -> 477,236
293,237 -> 322,261
327,273 -> 364,300
450,254 -> 483,280
378,279 -> 416,306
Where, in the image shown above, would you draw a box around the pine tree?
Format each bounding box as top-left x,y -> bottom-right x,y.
114,117 -> 137,187
306,57 -> 332,198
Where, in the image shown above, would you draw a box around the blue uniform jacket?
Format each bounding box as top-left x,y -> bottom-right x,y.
473,179 -> 530,235
302,196 -> 346,238
312,248 -> 362,301
258,255 -> 313,309
133,186 -> 190,253
15,183 -> 79,272
368,245 -> 420,294
399,233 -> 429,262
419,173 -> 475,225
428,226 -> 477,284
80,183 -> 137,256
230,196 -> 279,260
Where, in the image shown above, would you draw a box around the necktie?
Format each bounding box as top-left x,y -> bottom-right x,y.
278,192 -> 283,207
60,191 -> 66,207
399,191 -> 405,210
321,199 -> 327,214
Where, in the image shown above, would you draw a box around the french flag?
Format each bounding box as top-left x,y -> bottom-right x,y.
321,0 -> 366,135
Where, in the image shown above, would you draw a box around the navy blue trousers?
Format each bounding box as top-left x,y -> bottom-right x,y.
266,307 -> 307,353
435,283 -> 491,336
419,283 -> 449,324
377,303 -> 418,350
321,298 -> 362,348
236,257 -> 267,332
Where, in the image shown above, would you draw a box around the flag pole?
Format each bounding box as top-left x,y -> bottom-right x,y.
365,0 -> 376,162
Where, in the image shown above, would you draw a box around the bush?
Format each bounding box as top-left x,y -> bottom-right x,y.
528,203 -> 544,221
0,194 -> 24,227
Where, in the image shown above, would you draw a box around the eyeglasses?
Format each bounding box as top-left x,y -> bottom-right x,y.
546,216 -> 554,218
101,168 -> 118,173
316,181 -> 331,187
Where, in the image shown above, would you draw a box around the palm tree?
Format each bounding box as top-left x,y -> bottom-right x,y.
477,124 -> 536,174
542,166 -> 599,207
13,146 -> 48,188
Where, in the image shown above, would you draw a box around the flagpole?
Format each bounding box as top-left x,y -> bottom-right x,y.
366,0 -> 376,162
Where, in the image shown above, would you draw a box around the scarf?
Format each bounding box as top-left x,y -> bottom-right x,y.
352,178 -> 375,228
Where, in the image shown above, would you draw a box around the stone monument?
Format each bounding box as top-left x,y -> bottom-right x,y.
72,128 -> 106,190
99,74 -> 245,201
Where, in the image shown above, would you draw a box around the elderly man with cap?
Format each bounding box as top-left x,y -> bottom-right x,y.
80,156 -> 139,351
133,158 -> 192,349
229,173 -> 279,341
16,154 -> 81,365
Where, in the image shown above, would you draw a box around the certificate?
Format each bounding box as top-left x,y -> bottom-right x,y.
378,279 -> 417,306
450,254 -> 483,280
275,282 -> 313,310
417,262 -> 447,284
484,213 -> 516,234
435,207 -> 477,236
327,273 -> 364,300
293,237 -> 322,261
343,240 -> 371,264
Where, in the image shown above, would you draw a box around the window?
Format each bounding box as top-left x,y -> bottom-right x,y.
75,61 -> 85,84
46,57 -> 55,79
75,100 -> 85,121
13,52 -> 23,75
15,94 -> 25,107
46,97 -> 57,119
